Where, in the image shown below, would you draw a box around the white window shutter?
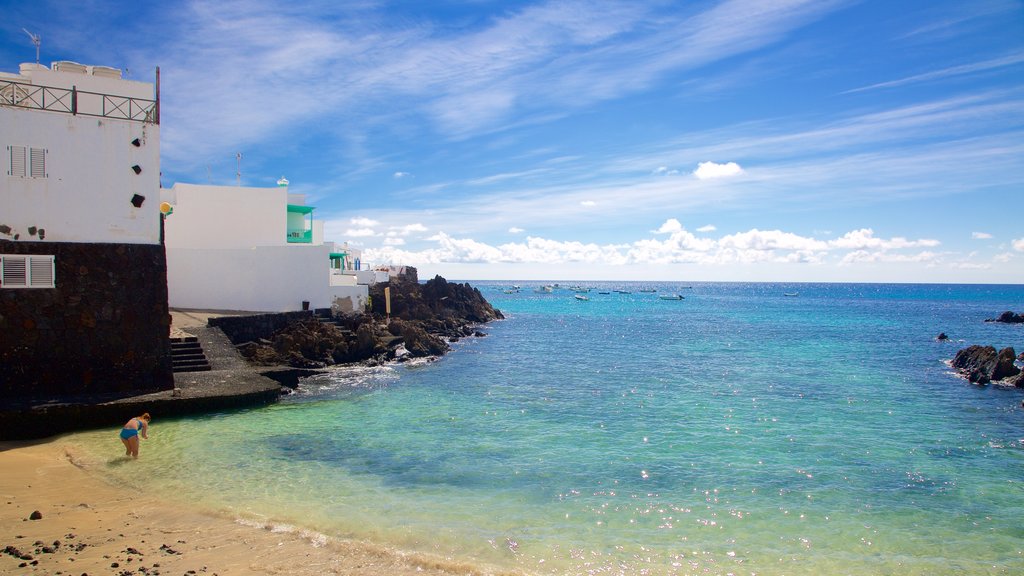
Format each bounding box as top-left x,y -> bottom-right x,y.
1,256 -> 28,287
30,148 -> 46,178
10,145 -> 26,177
29,256 -> 55,287
1,255 -> 55,288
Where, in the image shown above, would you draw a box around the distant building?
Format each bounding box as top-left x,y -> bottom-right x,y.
160,179 -> 385,313
0,60 -> 173,400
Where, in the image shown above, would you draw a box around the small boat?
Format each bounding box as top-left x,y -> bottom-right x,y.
659,294 -> 684,300
574,294 -> 589,302
597,291 -> 610,295
639,289 -> 657,293
783,292 -> 799,297
534,285 -> 554,293
614,290 -> 631,294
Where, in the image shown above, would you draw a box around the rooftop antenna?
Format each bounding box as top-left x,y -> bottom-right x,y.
22,28 -> 41,64
236,152 -> 242,186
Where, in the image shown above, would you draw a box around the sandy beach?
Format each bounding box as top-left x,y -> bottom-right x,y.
0,439 -> 515,576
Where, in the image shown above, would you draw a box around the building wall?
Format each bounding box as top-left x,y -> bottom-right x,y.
163,183 -> 287,249
166,244 -> 368,313
0,62 -> 170,404
0,240 -> 173,401
1,108 -> 160,245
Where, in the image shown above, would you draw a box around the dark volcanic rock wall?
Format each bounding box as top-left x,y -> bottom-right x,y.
0,240 -> 173,404
234,268 -> 504,368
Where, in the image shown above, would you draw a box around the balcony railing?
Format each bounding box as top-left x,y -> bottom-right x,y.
287,229 -> 312,243
0,79 -> 158,124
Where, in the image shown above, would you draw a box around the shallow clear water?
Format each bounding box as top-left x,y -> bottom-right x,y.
67,282 -> 1024,575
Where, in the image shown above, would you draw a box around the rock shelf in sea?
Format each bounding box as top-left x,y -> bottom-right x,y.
951,345 -> 1023,386
233,267 -> 504,369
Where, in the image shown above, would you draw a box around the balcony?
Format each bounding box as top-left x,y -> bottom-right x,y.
0,78 -> 158,124
286,204 -> 314,244
286,229 -> 312,243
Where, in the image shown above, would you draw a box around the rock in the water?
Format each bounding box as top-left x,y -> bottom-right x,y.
986,311 -> 1024,323
951,345 -> 1019,384
936,332 -> 948,341
993,347 -> 1020,381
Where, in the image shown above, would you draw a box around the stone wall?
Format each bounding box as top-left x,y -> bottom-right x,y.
0,240 -> 173,403
209,310 -> 318,345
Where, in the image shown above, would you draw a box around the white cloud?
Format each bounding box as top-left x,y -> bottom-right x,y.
383,237 -> 406,246
366,225 -> 950,272
394,171 -> 411,179
508,227 -> 525,234
696,224 -> 717,233
719,229 -> 829,252
1013,238 -> 1024,251
351,217 -> 380,227
581,200 -> 597,207
654,219 -> 683,234
839,250 -> 940,265
389,223 -> 428,236
843,53 -> 1024,94
693,161 -> 743,180
653,166 -> 679,176
344,228 -> 377,237
972,231 -> 993,239
829,228 -> 939,250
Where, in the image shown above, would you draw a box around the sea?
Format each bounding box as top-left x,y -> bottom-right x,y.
65,282 -> 1024,575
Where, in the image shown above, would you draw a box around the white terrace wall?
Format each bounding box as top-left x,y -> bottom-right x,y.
1,67 -> 160,244
166,244 -> 368,313
163,183 -> 285,249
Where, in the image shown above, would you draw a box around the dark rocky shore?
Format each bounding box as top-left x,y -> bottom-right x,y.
227,269 -> 503,370
948,311 -> 1024,388
0,269 -> 501,440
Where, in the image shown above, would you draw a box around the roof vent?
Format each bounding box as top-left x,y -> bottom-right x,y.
52,61 -> 87,74
89,65 -> 122,79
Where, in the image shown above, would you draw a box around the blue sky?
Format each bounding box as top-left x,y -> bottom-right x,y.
4,0 -> 1023,282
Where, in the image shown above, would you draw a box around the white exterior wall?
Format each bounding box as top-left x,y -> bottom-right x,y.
163,183 -> 285,248
162,182 -> 375,313
166,244 -> 368,313
1,64 -> 160,245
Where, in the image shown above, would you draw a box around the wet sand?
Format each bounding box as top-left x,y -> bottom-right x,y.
0,439 -> 516,575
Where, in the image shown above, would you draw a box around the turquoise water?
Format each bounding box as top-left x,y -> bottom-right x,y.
68,282 -> 1024,574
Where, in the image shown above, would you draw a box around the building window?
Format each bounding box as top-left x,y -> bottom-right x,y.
0,255 -> 55,288
7,145 -> 46,178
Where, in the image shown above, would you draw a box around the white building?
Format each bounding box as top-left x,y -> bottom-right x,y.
161,180 -> 385,313
2,61 -> 161,244
1,60 -> 172,399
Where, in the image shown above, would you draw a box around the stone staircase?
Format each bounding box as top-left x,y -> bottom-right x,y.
170,336 -> 212,373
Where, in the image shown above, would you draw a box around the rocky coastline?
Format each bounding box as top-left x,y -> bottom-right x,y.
227,268 -> 503,369
948,311 -> 1024,388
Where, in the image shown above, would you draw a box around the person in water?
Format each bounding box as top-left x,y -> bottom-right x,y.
119,413 -> 151,459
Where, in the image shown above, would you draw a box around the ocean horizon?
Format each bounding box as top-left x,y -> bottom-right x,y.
66,281 -> 1023,575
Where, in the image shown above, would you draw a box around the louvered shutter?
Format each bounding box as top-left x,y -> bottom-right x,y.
29,256 -> 55,287
9,145 -> 26,177
29,148 -> 45,178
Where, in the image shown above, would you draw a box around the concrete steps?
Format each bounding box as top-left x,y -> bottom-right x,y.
170,337 -> 211,373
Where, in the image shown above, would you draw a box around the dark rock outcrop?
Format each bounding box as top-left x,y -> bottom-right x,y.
936,332 -> 949,341
951,345 -> 1020,385
236,268 -> 502,368
986,311 -> 1024,324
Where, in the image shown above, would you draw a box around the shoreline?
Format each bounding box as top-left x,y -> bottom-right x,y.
0,438 -> 519,576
